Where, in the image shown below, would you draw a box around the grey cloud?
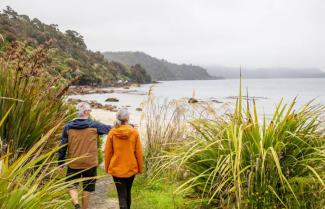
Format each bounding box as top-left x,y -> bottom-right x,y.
0,0 -> 324,70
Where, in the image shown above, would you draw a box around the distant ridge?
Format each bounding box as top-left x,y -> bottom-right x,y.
103,51 -> 216,81
206,66 -> 325,79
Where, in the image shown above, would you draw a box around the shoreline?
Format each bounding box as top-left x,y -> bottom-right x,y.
65,79 -> 325,125
65,83 -> 148,145
91,108 -> 142,127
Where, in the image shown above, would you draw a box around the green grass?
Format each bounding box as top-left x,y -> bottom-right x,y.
133,177 -> 184,209
108,175 -> 188,209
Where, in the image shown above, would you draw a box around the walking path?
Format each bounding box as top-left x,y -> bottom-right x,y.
89,175 -> 119,209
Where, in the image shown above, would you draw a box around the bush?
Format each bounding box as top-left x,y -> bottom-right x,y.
141,88 -> 226,181
0,108 -> 76,209
0,41 -> 73,152
169,93 -> 325,208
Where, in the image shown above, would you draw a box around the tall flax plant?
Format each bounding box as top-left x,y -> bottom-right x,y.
0,107 -> 77,209
0,41 -> 72,152
169,80 -> 325,208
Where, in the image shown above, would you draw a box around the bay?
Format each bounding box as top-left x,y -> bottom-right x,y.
69,78 -> 325,117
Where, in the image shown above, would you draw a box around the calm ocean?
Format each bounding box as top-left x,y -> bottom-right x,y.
69,78 -> 325,117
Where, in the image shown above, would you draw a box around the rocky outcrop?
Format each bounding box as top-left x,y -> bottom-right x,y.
67,98 -> 118,112
68,86 -> 114,95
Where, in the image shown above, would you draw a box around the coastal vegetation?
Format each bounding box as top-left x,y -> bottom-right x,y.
0,27 -> 78,208
139,84 -> 325,208
0,40 -> 73,152
0,7 -> 151,86
0,6 -> 324,209
2,52 -> 323,208
0,117 -> 77,209
104,51 -> 216,81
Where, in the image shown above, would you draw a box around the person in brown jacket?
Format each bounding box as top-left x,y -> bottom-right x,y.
104,108 -> 144,209
58,102 -> 111,209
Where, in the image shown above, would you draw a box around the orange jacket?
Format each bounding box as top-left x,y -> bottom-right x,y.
104,125 -> 144,177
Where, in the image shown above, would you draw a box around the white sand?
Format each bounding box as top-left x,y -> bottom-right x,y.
91,108 -> 143,127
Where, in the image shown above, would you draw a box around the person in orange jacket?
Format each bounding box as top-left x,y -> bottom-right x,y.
104,108 -> 144,209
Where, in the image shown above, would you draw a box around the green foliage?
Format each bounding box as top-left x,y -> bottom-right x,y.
97,135 -> 104,165
140,90 -> 189,180
0,110 -> 75,209
0,7 -> 151,86
107,175 -> 187,209
0,41 -> 73,152
103,51 -> 214,81
109,61 -> 151,84
130,64 -> 152,83
168,97 -> 325,208
132,176 -> 186,209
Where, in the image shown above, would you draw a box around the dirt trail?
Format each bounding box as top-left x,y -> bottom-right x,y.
88,175 -> 119,209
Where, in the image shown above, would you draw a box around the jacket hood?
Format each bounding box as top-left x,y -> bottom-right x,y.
111,125 -> 133,140
68,118 -> 92,129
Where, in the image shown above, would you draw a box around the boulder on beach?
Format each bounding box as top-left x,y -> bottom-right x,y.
105,97 -> 119,102
67,98 -> 82,105
188,98 -> 199,104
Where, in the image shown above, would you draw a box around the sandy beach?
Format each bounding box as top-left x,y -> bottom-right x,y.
67,84 -> 146,128
91,108 -> 143,127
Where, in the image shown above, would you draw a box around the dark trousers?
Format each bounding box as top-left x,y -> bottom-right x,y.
66,166 -> 97,192
113,175 -> 135,209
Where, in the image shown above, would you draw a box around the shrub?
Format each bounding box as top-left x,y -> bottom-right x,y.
0,41 -> 73,152
0,108 -> 76,209
168,84 -> 325,208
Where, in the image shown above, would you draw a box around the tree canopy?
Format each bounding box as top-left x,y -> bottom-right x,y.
0,6 -> 151,86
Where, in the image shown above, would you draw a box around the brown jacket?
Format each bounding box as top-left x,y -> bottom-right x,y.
58,119 -> 111,169
67,128 -> 99,169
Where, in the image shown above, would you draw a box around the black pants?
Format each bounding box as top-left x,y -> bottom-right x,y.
113,175 -> 135,209
66,166 -> 97,192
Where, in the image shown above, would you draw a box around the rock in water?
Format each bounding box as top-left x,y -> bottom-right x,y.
105,98 -> 119,102
188,98 -> 199,104
211,99 -> 222,103
136,107 -> 143,111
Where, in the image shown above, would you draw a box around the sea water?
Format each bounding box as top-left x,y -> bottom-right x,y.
69,78 -> 325,117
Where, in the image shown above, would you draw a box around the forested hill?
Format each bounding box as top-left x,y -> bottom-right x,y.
0,7 -> 151,86
103,51 -> 216,81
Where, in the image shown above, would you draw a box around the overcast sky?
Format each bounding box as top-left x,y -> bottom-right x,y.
1,0 -> 324,70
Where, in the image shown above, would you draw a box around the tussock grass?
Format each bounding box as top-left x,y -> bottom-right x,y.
162,80 -> 325,208
141,79 -> 325,208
